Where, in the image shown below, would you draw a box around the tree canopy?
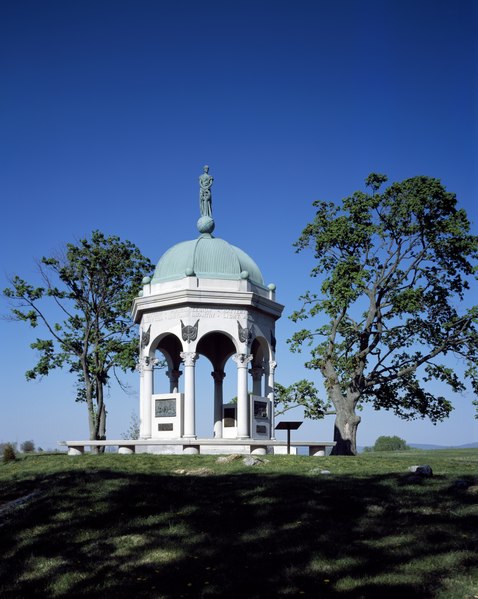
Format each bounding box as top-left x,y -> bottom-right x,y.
371,435 -> 409,452
4,231 -> 153,443
274,379 -> 332,419
289,174 -> 478,455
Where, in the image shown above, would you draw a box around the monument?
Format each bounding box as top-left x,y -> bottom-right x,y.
62,167 -> 334,456
131,166 -> 284,454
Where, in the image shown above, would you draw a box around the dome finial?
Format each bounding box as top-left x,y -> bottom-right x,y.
197,165 -> 215,235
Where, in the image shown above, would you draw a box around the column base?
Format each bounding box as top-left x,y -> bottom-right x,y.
118,446 -> 135,454
68,447 -> 84,456
251,446 -> 267,455
183,445 -> 200,455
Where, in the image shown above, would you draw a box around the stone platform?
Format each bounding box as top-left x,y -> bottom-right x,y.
59,438 -> 336,456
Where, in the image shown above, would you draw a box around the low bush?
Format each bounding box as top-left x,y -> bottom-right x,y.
2,443 -> 16,463
20,440 -> 35,453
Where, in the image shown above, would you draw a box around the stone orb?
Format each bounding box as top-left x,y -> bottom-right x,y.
197,216 -> 215,235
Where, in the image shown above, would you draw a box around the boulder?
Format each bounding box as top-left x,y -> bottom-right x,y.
243,456 -> 268,467
216,454 -> 242,463
408,464 -> 433,477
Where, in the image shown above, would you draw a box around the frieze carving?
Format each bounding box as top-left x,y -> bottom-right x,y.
238,321 -> 254,344
181,319 -> 199,342
140,324 -> 151,349
143,308 -> 248,323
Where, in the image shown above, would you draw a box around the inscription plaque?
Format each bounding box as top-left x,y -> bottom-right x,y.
254,400 -> 268,419
256,425 -> 267,434
155,398 -> 176,418
158,423 -> 174,432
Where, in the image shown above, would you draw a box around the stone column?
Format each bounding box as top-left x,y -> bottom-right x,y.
166,369 -> 182,393
180,352 -> 199,438
137,357 -> 155,439
266,360 -> 277,439
211,370 -> 226,438
249,366 -> 264,397
233,353 -> 253,439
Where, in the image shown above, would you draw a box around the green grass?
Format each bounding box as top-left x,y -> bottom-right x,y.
0,450 -> 477,598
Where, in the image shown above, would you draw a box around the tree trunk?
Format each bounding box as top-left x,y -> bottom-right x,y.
330,399 -> 361,456
86,392 -> 101,455
95,381 -> 106,454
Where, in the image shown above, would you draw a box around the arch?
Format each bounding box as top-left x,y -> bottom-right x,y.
147,332 -> 184,395
251,335 -> 270,366
249,335 -> 270,398
196,330 -> 238,371
150,332 -> 183,370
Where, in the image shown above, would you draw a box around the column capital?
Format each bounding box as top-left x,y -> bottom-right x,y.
249,366 -> 264,380
211,370 -> 226,383
166,369 -> 183,380
268,360 -> 277,374
180,351 -> 199,367
136,356 -> 159,373
233,353 -> 253,367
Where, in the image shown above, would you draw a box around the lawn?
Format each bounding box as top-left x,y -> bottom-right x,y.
0,450 -> 477,598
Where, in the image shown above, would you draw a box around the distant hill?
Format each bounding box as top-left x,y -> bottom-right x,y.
358,441 -> 477,453
409,442 -> 478,450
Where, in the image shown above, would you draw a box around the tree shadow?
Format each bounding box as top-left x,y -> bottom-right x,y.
0,465 -> 477,598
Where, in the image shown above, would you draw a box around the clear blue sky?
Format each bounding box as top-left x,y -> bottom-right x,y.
1,0 -> 477,450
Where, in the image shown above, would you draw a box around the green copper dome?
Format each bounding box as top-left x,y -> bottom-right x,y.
151,234 -> 265,286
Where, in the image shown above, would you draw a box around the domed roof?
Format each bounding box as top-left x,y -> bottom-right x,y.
151,233 -> 264,286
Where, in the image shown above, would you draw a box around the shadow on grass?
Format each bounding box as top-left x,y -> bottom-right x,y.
0,466 -> 477,598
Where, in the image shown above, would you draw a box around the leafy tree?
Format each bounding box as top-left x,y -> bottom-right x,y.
372,435 -> 409,452
4,231 -> 153,445
20,440 -> 35,453
274,379 -> 333,419
289,174 -> 478,455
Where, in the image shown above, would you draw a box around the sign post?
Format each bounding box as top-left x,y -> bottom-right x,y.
275,421 -> 302,454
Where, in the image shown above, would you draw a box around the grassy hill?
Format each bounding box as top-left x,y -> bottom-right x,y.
1,450 -> 477,598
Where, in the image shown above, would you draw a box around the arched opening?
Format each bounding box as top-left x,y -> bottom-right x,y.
151,333 -> 183,394
195,331 -> 237,438
250,336 -> 271,396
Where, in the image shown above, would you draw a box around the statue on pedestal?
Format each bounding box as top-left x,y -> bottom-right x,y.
199,165 -> 213,218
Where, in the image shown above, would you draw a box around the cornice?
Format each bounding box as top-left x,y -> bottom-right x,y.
132,288 -> 284,323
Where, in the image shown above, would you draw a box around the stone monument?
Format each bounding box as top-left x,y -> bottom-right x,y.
132,166 -> 284,453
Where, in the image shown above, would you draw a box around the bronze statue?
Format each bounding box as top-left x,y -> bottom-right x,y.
199,165 -> 213,217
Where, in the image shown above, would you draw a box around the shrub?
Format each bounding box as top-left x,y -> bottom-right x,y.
373,435 -> 410,452
20,440 -> 35,453
3,443 -> 17,463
